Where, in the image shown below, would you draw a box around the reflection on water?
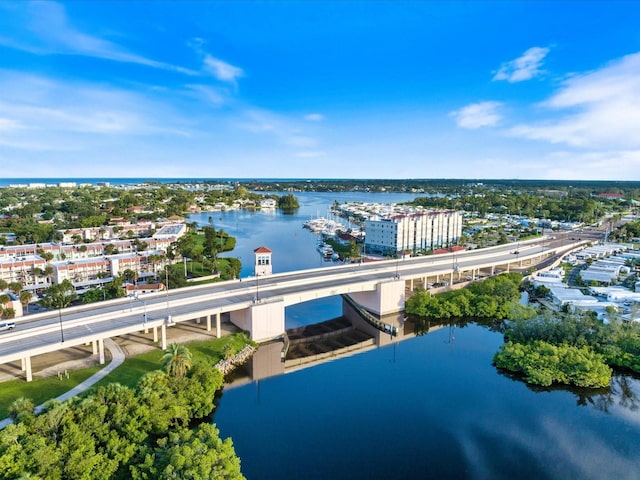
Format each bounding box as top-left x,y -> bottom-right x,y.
199,192 -> 640,479
215,321 -> 640,480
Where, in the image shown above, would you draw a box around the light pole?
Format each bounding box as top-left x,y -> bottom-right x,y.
164,265 -> 170,321
255,272 -> 260,302
58,307 -> 64,343
133,293 -> 147,324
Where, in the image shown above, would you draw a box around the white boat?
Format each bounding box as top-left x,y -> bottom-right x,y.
317,242 -> 334,257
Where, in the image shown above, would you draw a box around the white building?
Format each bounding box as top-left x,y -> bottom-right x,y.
254,246 -> 272,276
365,210 -> 462,256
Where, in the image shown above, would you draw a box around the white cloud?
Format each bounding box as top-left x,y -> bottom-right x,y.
0,2 -> 195,75
203,55 -> 244,84
304,113 -> 324,122
450,101 -> 503,129
238,109 -> 319,148
185,84 -> 229,106
0,70 -> 192,154
0,118 -> 23,132
493,47 -> 550,83
510,51 -> 640,149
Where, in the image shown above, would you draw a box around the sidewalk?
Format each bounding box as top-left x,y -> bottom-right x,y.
0,338 -> 125,430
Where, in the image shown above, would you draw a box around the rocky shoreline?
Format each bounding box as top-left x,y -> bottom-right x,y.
214,345 -> 257,376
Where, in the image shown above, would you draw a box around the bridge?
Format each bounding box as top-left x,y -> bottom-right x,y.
0,236 -> 587,381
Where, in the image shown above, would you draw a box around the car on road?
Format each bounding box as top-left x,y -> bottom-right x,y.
0,321 -> 16,332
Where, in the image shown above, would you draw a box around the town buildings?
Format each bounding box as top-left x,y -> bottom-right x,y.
0,223 -> 186,294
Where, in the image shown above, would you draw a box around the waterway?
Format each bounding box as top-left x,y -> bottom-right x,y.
191,192 -> 640,480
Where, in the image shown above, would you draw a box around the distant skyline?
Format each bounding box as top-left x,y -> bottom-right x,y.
0,1 -> 639,180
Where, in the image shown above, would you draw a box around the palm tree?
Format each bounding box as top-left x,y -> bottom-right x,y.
161,343 -> 193,379
20,291 -> 33,314
0,293 -> 10,313
8,281 -> 23,295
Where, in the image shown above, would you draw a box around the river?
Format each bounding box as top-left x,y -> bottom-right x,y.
189,192 -> 640,480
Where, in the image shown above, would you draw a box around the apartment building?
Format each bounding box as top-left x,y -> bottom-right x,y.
365,210 -> 463,256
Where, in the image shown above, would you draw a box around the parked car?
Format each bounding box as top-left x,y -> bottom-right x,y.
0,321 -> 16,332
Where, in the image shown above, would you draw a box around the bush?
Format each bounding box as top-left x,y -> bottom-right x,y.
494,340 -> 612,388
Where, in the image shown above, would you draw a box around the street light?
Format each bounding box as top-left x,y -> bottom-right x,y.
133,293 -> 147,324
57,307 -> 64,343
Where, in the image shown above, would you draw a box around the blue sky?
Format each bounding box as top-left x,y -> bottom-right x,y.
0,1 -> 639,180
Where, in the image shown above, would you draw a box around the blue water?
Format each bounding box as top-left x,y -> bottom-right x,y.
215,324 -> 640,480
197,191 -> 640,480
189,191 -> 418,278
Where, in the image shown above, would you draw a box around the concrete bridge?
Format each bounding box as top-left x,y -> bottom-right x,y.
0,236 -> 584,381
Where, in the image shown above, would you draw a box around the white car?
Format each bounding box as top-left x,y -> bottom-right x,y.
0,321 -> 16,332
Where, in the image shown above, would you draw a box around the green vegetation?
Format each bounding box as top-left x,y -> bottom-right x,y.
506,311 -> 640,373
406,273 -> 536,321
0,366 -> 103,419
494,341 -> 612,388
90,333 -> 253,392
406,273 -> 637,389
0,342 -> 247,479
277,193 -> 300,211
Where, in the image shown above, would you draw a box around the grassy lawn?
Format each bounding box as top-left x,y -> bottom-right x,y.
88,333 -> 252,391
0,333 -> 253,419
0,366 -> 102,419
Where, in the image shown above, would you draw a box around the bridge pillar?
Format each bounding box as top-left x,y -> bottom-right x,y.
92,340 -> 98,355
346,279 -> 405,316
215,312 -> 221,338
205,314 -> 211,332
24,356 -> 32,382
161,324 -> 167,350
230,300 -> 285,342
196,316 -> 201,325
98,339 -> 105,365
153,326 -> 158,343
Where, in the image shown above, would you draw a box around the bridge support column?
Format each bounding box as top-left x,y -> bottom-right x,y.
161,324 -> 167,350
215,312 -> 221,338
346,279 -> 405,316
24,356 -> 32,382
196,316 -> 201,325
205,314 -> 211,332
92,340 -> 98,355
449,271 -> 454,284
20,358 -> 25,371
153,326 -> 158,343
230,300 -> 285,342
98,339 -> 105,365
409,278 -> 414,291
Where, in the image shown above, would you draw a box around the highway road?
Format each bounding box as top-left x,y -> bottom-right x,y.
0,235 -> 592,365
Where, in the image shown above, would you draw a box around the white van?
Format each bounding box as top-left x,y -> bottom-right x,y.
0,321 -> 16,332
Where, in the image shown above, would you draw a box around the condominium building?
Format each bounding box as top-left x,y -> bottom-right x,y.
365,210 -> 462,256
0,223 -> 186,292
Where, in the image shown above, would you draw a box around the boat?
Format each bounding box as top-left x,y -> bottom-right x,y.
317,242 -> 334,257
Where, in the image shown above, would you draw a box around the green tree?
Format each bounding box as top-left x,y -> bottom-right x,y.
162,343 -> 193,379
132,424 -> 244,480
7,397 -> 35,423
7,282 -> 23,295
40,279 -> 78,310
19,290 -> 33,314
